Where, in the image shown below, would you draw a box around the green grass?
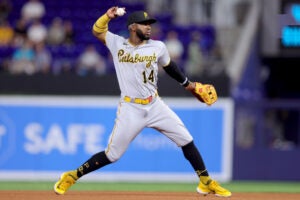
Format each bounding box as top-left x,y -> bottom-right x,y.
0,181 -> 300,193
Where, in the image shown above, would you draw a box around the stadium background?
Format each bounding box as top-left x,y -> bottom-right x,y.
0,0 -> 300,195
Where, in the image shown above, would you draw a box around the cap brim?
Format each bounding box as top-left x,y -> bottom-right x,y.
136,18 -> 157,25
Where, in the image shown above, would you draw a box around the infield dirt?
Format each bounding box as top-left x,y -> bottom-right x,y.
0,191 -> 299,200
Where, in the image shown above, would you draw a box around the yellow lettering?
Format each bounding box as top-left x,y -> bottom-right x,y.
117,49 -> 124,57
78,166 -> 84,175
117,49 -> 157,67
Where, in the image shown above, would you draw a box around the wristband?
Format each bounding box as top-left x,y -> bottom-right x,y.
181,78 -> 190,87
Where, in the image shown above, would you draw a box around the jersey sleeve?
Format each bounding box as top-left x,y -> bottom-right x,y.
105,31 -> 124,55
158,42 -> 171,67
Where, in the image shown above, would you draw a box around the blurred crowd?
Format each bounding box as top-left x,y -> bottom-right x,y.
0,0 -> 249,77
0,0 -> 108,76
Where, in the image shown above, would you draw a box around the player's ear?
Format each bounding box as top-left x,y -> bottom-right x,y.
128,23 -> 137,31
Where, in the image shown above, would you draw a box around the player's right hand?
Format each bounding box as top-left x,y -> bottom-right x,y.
106,7 -> 119,19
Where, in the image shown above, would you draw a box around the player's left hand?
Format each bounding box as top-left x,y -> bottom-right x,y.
186,82 -> 218,106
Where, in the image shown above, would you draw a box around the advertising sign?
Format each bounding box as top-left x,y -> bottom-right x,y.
0,96 -> 233,182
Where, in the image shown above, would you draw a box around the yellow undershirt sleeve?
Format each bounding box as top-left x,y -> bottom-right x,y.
93,14 -> 111,33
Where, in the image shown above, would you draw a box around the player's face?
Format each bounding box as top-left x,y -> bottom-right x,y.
136,23 -> 152,40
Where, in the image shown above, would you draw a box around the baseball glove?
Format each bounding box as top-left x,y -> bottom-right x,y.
191,82 -> 218,106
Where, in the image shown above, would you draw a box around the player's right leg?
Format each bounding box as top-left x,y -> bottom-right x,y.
54,151 -> 112,195
54,170 -> 78,195
54,102 -> 144,195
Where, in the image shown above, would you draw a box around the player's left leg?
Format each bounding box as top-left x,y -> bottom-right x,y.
182,141 -> 231,197
147,98 -> 231,197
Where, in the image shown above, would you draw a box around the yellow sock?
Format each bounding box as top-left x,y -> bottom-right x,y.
200,176 -> 211,185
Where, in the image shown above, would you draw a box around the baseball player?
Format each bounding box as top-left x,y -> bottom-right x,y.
54,7 -> 231,197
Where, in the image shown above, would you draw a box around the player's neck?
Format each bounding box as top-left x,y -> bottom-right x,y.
128,37 -> 146,46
